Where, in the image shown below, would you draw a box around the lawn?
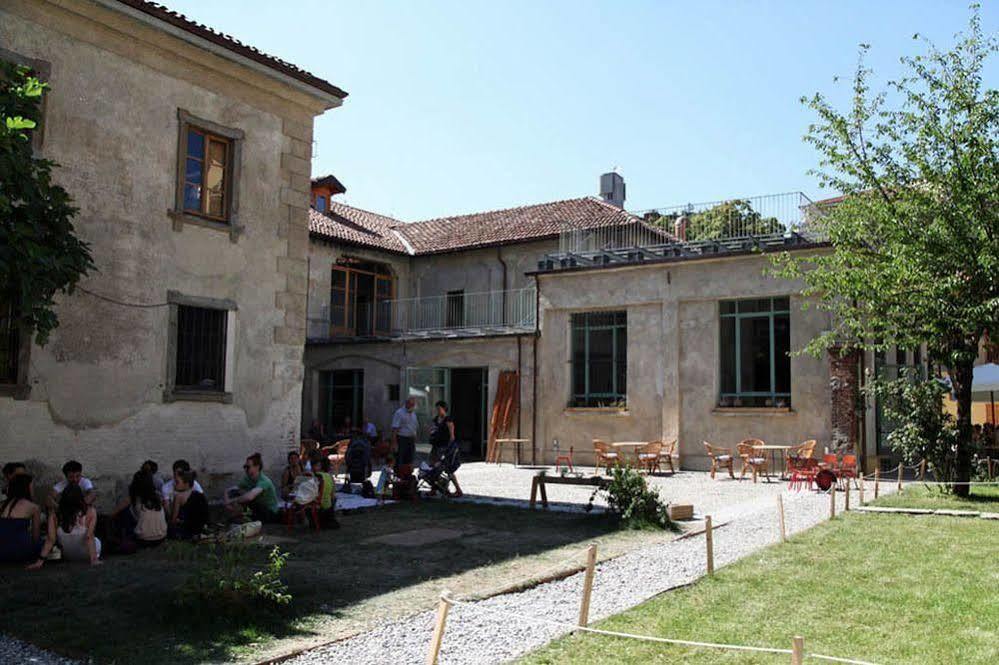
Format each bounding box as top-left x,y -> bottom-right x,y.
871,484 -> 999,511
522,512 -> 999,664
0,500 -> 669,664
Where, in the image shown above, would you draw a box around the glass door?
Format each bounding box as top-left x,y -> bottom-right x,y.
404,367 -> 449,442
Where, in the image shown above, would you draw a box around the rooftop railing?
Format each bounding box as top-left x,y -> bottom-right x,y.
307,286 -> 537,342
544,192 -> 818,271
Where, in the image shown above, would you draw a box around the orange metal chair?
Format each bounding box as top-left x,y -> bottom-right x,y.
555,446 -> 575,474
788,456 -> 819,491
704,442 -> 735,479
838,453 -> 859,489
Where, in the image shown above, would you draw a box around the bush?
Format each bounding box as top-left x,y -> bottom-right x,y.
866,371 -> 963,484
174,543 -> 292,615
588,466 -> 677,531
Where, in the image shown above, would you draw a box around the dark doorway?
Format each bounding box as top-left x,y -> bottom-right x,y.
319,369 -> 363,435
450,367 -> 486,460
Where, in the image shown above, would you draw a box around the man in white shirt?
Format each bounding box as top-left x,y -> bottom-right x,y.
161,459 -> 204,505
51,460 -> 97,507
391,398 -> 419,469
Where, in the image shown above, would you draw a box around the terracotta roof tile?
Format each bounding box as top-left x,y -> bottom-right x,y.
114,1 -> 347,99
309,203 -> 407,253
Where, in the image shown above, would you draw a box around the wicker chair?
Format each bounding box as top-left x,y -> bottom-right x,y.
784,439 -> 818,477
637,441 -> 664,474
593,440 -> 619,474
737,439 -> 768,482
704,442 -> 735,479
659,439 -> 678,474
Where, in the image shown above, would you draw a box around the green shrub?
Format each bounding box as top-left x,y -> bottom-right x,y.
588,466 -> 677,531
174,543 -> 292,615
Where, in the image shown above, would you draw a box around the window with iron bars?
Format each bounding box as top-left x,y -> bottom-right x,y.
174,305 -> 227,392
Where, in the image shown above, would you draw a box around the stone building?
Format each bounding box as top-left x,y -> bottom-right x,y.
0,0 -> 345,496
302,177 -> 866,470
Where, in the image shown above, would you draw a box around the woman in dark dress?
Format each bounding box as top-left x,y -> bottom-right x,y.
429,400 -> 462,497
0,474 -> 43,564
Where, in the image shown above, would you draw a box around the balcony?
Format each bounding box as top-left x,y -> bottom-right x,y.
539,192 -> 820,272
307,286 -> 537,343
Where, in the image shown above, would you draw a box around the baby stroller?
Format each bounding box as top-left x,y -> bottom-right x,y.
418,440 -> 462,497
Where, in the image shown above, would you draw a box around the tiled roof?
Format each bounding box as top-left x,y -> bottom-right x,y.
113,1 -> 347,99
308,196 -> 652,255
400,197 -> 648,254
309,203 -> 408,253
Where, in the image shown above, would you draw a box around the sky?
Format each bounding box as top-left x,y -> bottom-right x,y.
165,1 -> 996,221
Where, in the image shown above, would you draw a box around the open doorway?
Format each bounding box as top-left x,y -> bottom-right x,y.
450,367 -> 487,460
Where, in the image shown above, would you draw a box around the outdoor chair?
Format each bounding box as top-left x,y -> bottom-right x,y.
838,453 -> 859,489
322,439 -> 350,477
555,446 -> 575,474
637,441 -> 663,474
283,474 -> 324,533
784,439 -> 817,476
787,456 -> 819,491
820,453 -> 838,469
659,439 -> 678,474
737,439 -> 768,483
593,440 -> 620,474
704,442 -> 735,479
300,438 -> 319,459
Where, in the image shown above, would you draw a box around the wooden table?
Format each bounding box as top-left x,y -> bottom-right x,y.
611,441 -> 648,466
753,445 -> 792,480
530,473 -> 610,510
495,438 -> 529,465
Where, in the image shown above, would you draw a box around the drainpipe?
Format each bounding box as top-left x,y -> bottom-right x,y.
516,335 -> 522,438
497,246 -> 508,321
531,273 -> 540,465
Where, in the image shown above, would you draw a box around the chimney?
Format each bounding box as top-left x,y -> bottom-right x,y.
674,215 -> 688,242
599,172 -> 625,208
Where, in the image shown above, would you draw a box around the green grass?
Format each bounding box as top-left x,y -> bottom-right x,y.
522,513 -> 999,664
872,484 -> 999,511
0,501 -> 659,664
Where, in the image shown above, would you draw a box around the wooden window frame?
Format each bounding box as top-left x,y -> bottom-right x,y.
170,109 -> 244,242
164,291 -> 236,403
329,262 -> 395,337
718,297 -> 791,408
569,310 -> 627,408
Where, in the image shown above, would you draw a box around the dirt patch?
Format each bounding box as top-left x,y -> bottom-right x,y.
364,527 -> 465,546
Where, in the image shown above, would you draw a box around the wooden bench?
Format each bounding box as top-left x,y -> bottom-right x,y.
529,473 -> 609,510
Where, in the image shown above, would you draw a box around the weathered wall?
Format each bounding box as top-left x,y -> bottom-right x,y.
535,253 -> 834,469
0,0 -> 332,504
302,335 -> 535,457
409,240 -> 553,297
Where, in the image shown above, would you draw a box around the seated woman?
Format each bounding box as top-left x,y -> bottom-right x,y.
112,470 -> 168,548
280,451 -> 305,499
309,451 -> 339,529
168,469 -> 209,540
29,484 -> 100,568
0,474 -> 43,564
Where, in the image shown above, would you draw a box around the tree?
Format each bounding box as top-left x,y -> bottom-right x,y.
653,199 -> 783,241
774,9 -> 998,495
0,61 -> 94,345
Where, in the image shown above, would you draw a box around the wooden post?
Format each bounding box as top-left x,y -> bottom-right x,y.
705,515 -> 714,576
844,482 -> 850,511
919,459 -> 927,481
791,636 -> 804,665
897,463 -> 903,491
874,467 -> 880,499
777,494 -> 787,543
578,544 -> 597,627
426,591 -> 452,665
829,487 -> 836,519
858,476 -> 865,504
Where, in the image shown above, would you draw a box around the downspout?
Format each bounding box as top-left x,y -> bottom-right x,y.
516,335 -> 522,438
858,348 -> 867,473
531,273 -> 540,465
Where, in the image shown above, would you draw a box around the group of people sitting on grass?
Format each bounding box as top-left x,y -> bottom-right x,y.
244,449 -> 338,529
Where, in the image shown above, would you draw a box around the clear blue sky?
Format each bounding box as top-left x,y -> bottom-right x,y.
167,1 -> 995,221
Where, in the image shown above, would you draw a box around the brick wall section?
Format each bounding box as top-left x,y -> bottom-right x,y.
828,346 -> 860,452
273,117 -> 314,401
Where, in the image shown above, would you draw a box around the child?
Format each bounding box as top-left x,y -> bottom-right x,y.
309,451 -> 339,529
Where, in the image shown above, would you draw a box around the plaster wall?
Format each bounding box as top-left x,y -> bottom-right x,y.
0,0 -> 330,503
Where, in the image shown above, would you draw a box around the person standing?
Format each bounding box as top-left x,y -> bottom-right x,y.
391,397 -> 419,472
429,400 -> 463,497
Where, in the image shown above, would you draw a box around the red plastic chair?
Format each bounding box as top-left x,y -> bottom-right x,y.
838,454 -> 859,489
788,457 -> 819,491
555,446 -> 575,474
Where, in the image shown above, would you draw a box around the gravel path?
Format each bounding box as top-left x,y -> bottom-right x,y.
286,483 -> 885,665
0,634 -> 80,665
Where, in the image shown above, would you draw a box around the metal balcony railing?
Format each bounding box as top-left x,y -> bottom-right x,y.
306,286 -> 537,342
544,192 -> 818,271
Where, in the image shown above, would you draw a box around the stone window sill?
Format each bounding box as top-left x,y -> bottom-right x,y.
564,407 -> 630,416
168,209 -> 241,242
0,383 -> 31,400
712,407 -> 795,416
164,388 -> 233,404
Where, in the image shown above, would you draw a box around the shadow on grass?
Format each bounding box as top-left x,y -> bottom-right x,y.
0,500 -> 624,664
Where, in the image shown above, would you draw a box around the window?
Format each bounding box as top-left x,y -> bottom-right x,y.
445,290 -> 465,328
570,311 -> 627,408
0,296 -> 20,385
183,127 -> 231,220
387,383 -> 400,402
329,260 -> 394,337
175,305 -> 227,392
319,369 -> 363,432
719,297 -> 790,408
172,110 -> 243,238
315,195 -> 327,212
